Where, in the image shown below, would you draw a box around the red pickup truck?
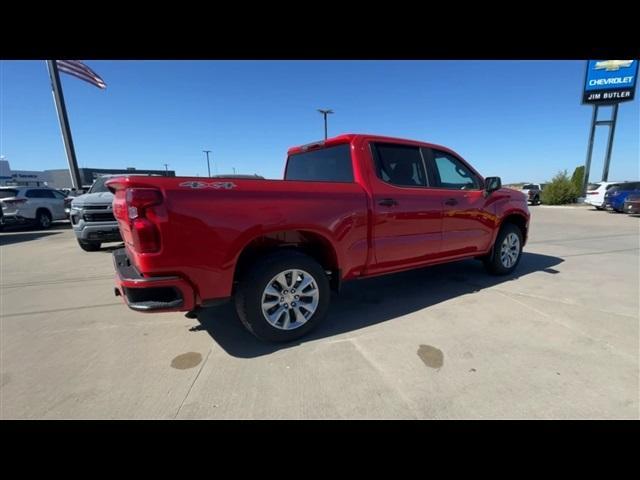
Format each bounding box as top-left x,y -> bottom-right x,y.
107,134 -> 529,342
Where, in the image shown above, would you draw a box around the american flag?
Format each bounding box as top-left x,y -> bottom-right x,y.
56,60 -> 106,89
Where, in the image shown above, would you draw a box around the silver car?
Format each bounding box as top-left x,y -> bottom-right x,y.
0,186 -> 67,229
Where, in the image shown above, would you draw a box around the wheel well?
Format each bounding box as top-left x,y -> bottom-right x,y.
501,214 -> 528,244
35,208 -> 51,218
234,230 -> 340,290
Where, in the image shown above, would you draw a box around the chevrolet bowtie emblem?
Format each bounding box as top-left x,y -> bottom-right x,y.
594,60 -> 634,72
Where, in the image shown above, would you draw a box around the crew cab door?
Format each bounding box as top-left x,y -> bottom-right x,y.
367,142 -> 443,274
425,148 -> 495,257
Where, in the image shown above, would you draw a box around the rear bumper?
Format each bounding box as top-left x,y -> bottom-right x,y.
0,214 -> 32,226
112,248 -> 195,312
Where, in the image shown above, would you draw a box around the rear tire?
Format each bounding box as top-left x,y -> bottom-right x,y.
78,239 -> 101,252
483,223 -> 523,275
36,210 -> 52,229
235,250 -> 330,343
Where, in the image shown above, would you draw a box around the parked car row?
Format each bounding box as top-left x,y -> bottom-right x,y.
585,181 -> 640,214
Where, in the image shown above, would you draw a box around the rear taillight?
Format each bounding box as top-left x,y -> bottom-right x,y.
2,198 -> 27,206
125,188 -> 163,253
587,191 -> 598,195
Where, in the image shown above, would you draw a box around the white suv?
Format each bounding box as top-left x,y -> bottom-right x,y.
0,186 -> 67,229
585,181 -> 628,210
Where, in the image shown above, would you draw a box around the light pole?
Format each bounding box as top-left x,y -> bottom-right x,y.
317,109 -> 334,140
203,150 -> 212,178
163,163 -> 169,175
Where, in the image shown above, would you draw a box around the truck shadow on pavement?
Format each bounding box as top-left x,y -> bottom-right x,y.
0,229 -> 64,246
193,251 -> 564,358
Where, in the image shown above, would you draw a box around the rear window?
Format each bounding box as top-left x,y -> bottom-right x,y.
285,144 -> 353,183
0,189 -> 19,199
522,184 -> 537,190
587,183 -> 601,191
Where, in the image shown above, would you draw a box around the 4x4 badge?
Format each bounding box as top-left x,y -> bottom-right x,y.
179,181 -> 237,190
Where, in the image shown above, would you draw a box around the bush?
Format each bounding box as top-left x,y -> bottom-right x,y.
571,165 -> 585,197
541,170 -> 578,205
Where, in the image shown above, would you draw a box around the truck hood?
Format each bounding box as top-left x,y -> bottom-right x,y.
70,191 -> 114,207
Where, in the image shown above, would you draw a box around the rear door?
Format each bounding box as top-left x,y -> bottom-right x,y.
24,189 -> 46,218
425,148 -> 495,257
367,142 -> 443,273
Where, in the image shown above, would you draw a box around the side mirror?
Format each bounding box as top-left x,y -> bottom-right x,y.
484,176 -> 502,194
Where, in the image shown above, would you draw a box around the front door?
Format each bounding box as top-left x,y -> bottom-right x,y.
426,148 -> 495,258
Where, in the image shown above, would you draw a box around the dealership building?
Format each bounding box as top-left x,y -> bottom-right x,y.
0,159 -> 175,189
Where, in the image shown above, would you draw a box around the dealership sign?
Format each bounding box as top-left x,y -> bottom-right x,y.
583,60 -> 638,104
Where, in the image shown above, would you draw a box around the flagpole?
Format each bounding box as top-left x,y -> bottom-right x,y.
46,60 -> 83,190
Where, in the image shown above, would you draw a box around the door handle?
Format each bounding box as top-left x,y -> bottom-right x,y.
378,198 -> 398,207
444,198 -> 458,206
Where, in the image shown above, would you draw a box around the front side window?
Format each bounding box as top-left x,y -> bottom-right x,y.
285,144 -> 353,183
431,150 -> 480,190
372,143 -> 427,187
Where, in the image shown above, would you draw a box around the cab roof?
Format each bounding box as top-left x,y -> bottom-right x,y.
287,133 -> 454,156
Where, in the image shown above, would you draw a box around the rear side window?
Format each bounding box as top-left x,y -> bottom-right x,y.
26,189 -> 55,198
371,143 -> 427,187
285,144 -> 353,182
0,189 -> 18,199
614,182 -> 640,191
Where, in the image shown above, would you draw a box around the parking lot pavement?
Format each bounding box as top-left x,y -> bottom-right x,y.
0,208 -> 638,419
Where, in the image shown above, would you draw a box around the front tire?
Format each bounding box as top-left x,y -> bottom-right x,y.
483,223 -> 523,275
77,239 -> 101,252
235,250 -> 331,342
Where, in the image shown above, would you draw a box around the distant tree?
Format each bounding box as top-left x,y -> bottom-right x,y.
541,170 -> 578,205
570,165 -> 585,197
